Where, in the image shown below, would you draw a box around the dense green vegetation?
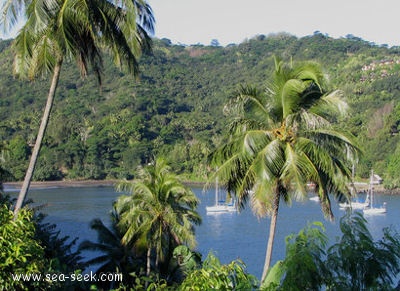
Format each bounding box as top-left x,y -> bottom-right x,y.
1,33 -> 400,187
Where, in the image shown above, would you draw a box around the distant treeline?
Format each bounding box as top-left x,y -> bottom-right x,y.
1,33 -> 400,187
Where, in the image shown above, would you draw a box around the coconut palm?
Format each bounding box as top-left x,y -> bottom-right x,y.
114,157 -> 202,276
79,210 -> 142,289
0,0 -> 154,214
212,57 -> 360,281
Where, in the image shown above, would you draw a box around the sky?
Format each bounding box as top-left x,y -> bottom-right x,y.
146,0 -> 400,46
1,0 -> 400,47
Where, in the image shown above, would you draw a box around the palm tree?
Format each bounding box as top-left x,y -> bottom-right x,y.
79,210 -> 142,289
114,157 -> 202,276
0,0 -> 154,214
211,58 -> 360,282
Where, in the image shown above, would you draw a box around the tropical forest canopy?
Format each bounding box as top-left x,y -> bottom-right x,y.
1,32 -> 400,187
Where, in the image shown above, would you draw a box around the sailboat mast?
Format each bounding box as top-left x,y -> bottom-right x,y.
370,170 -> 374,207
351,163 -> 355,195
215,176 -> 219,206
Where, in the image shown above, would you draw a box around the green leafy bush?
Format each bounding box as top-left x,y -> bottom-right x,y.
179,252 -> 259,290
262,213 -> 400,290
0,205 -> 50,290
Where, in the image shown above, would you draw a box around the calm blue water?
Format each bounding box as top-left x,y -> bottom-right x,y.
5,185 -> 400,279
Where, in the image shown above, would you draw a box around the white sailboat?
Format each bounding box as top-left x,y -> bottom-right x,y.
339,183 -> 369,209
339,194 -> 369,210
206,177 -> 237,213
363,170 -> 387,215
339,163 -> 370,210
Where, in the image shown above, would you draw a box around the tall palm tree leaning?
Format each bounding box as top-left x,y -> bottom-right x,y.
0,0 -> 154,214
211,57 -> 361,282
114,157 -> 202,277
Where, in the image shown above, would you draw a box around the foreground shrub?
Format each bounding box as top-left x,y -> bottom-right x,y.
262,212 -> 400,290
0,194 -> 85,290
179,252 -> 259,290
0,205 -> 50,290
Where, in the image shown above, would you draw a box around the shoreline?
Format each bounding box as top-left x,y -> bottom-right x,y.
4,180 -> 118,190
354,183 -> 400,195
3,180 -> 400,195
3,179 -> 207,191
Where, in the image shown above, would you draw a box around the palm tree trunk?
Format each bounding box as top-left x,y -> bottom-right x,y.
261,192 -> 280,282
13,59 -> 63,215
146,247 -> 151,276
145,247 -> 151,289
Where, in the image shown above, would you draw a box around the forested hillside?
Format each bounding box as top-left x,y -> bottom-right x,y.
1,33 -> 400,187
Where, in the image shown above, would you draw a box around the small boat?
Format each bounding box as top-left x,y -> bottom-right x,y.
206,177 -> 237,213
206,202 -> 237,213
309,196 -> 320,202
363,170 -> 387,215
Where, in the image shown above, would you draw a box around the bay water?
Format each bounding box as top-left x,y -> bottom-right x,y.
5,185 -> 400,279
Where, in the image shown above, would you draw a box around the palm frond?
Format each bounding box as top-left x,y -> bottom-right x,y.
250,178 -> 277,217
307,128 -> 361,159
89,218 -> 120,245
287,110 -> 331,131
281,143 -> 309,201
29,33 -> 59,78
292,61 -> 325,89
310,90 -> 349,119
0,0 -> 26,31
280,78 -> 307,118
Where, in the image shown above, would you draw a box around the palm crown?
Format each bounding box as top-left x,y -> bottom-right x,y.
212,58 -> 360,280
4,0 -> 154,81
115,158 -> 201,275
217,58 -> 359,218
